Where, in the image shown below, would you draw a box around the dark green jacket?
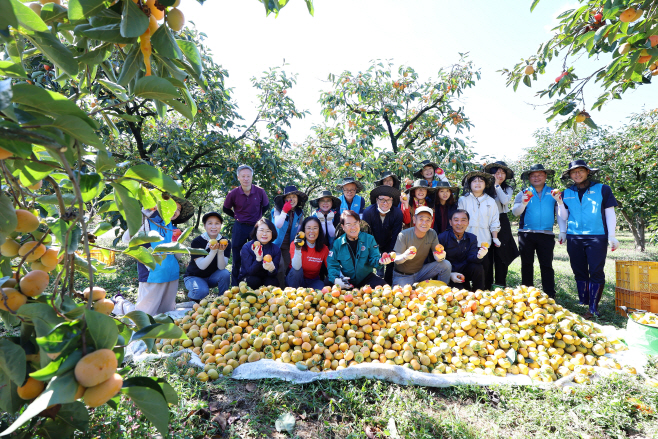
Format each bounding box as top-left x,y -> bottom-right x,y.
327,232 -> 381,285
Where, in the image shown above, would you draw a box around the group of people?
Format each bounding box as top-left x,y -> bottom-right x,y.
124,158 -> 618,320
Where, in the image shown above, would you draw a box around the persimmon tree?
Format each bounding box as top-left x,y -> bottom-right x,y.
501,0 -> 658,130
0,0 -> 312,436
515,108 -> 658,250
290,58 -> 480,192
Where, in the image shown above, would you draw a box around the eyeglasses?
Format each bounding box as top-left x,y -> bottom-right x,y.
377,197 -> 393,204
343,189 -> 356,194
343,222 -> 360,229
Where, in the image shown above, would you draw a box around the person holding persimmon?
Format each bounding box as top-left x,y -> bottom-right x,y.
238,218 -> 280,289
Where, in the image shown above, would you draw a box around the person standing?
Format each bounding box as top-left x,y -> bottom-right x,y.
558,160 -> 619,318
223,165 -> 270,286
401,179 -> 436,229
271,185 -> 307,287
336,177 -> 366,216
362,184 -> 403,285
485,161 -> 520,287
310,190 -> 340,249
458,170 -> 500,290
374,171 -> 401,190
392,206 -> 452,286
433,181 -> 460,235
408,159 -> 450,188
438,209 -> 489,291
512,164 -> 566,299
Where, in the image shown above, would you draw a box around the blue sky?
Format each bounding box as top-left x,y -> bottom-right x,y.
180,0 -> 657,162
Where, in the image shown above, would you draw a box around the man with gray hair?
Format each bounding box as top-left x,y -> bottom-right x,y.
223,165 -> 270,286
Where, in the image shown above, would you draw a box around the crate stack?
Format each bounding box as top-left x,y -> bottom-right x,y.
615,261 -> 658,316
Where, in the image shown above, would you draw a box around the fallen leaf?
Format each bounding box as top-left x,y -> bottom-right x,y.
246,383 -> 257,392
228,414 -> 241,425
209,401 -> 220,412
211,412 -> 229,430
275,412 -> 296,434
365,425 -> 377,438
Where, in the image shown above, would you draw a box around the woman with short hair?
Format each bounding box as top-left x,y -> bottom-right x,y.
238,218 -> 281,289
271,185 -> 307,287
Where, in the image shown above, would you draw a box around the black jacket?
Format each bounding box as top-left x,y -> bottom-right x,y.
437,230 -> 481,273
362,204 -> 403,254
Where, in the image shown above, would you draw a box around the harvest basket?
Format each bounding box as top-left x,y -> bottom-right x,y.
615,261 -> 658,316
76,248 -> 116,266
626,316 -> 658,356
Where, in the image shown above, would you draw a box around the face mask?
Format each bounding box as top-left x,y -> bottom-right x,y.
378,207 -> 390,214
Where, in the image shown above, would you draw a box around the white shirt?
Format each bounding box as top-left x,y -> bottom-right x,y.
493,185 -> 514,214
458,193 -> 501,246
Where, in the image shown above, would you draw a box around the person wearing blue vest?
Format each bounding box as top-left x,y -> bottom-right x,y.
336,177 -> 366,217
558,160 -> 619,318
512,164 -> 566,298
271,185 -> 307,288
122,197 -> 195,315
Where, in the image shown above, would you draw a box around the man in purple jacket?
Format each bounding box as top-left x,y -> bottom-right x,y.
223,165 -> 270,286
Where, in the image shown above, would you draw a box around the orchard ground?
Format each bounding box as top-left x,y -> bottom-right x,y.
2,229 -> 657,438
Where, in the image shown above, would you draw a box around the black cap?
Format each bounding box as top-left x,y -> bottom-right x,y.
202,211 -> 223,224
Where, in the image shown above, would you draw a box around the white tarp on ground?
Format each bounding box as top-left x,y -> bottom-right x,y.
122,309 -> 649,387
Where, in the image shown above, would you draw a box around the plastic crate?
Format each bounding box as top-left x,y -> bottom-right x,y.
76,248 -> 115,266
615,261 -> 658,316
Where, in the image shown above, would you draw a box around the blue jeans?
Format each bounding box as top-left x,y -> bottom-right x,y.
231,221 -> 255,286
392,260 -> 452,287
184,269 -> 231,301
286,268 -> 325,290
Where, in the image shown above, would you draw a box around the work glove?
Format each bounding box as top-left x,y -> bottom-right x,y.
450,272 -> 465,283
252,242 -> 263,261
282,201 -> 293,214
293,234 -> 304,248
379,254 -> 393,265
435,167 -> 445,178
326,210 -> 335,222
551,189 -> 563,204
522,191 -> 533,203
493,238 -> 501,247
403,247 -> 417,260
433,251 -> 446,261
477,247 -> 488,259
609,237 -> 620,251
263,261 -> 276,272
335,277 -> 352,289
558,232 -> 566,245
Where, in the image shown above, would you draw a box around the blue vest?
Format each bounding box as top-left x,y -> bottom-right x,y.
563,183 -> 605,235
272,207 -> 303,247
146,217 -> 180,283
339,194 -> 363,214
520,185 -> 556,232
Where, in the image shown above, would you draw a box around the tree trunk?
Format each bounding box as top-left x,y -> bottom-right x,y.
620,210 -> 646,252
194,205 -> 203,230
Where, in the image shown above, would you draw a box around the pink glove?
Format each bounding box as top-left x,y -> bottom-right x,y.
282,201 -> 293,213
522,191 -> 533,203
435,167 -> 445,177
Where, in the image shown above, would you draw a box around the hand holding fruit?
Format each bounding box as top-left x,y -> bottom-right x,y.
172,228 -> 182,242
379,252 -> 393,265
294,232 -> 305,248
252,242 -> 263,261
400,193 -> 409,208
609,237 -> 620,251
551,189 -> 563,204
335,277 -> 352,289
433,244 -> 446,261
263,259 -> 275,272
403,246 -> 417,260
282,201 -> 293,214
218,238 -> 229,251
522,190 -> 533,203
208,239 -> 220,251
477,246 -> 488,259
435,167 -> 445,178
450,272 -> 465,283
558,232 -> 566,245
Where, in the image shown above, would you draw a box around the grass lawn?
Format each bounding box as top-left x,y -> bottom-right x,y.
3,230 -> 658,438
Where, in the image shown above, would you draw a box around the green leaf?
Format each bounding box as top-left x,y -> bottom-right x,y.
95,147 -> 116,172
123,386 -> 170,437
14,160 -> 58,186
151,24 -> 182,59
92,221 -> 114,236
76,44 -> 112,67
7,0 -> 48,32
124,164 -> 182,196
152,241 -> 207,255
37,192 -> 76,205
30,350 -> 83,381
97,79 -> 129,101
11,83 -> 94,128
48,114 -> 102,147
117,44 -> 143,86
78,172 -> 102,202
131,323 -> 186,342
584,117 -> 598,129
18,303 -> 65,337
156,195 -> 176,225
123,310 -> 154,330
134,76 -> 180,101
0,192 -> 17,234
85,309 -> 119,350
522,75 -> 531,87
164,98 -> 193,121
123,245 -> 156,270
0,60 -> 27,78
137,186 -> 156,209
0,339 -> 26,386
80,23 -> 135,44
304,0 -> 314,16
24,31 -> 79,77
52,401 -> 90,432
0,0 -> 18,29
128,230 -> 164,248
176,39 -> 203,77
68,0 -> 111,21
40,2 -> 68,23
120,0 -> 149,38
36,321 -> 82,357
0,370 -> 22,415
0,370 -> 79,436
177,225 -> 193,244
111,182 -> 142,236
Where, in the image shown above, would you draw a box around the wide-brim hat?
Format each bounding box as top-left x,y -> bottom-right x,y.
310,190 -> 341,209
560,159 -> 600,181
434,180 -> 460,195
171,196 -> 195,224
484,161 -> 515,181
374,171 -> 400,190
369,185 -> 401,206
521,164 -> 556,181
335,177 -> 365,193
413,160 -> 440,179
274,185 -> 308,208
405,179 -> 437,195
461,170 -> 495,188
